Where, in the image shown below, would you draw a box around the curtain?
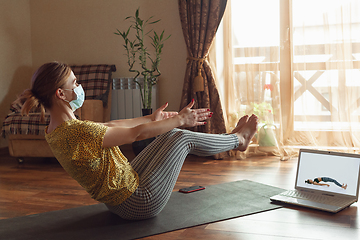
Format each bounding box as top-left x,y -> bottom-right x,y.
289,0 -> 360,152
210,0 -> 360,159
178,0 -> 229,159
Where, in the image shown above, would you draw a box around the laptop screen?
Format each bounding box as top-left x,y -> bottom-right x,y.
295,149 -> 360,197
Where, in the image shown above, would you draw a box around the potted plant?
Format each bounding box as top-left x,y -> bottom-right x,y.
115,7 -> 170,115
245,102 -> 278,152
249,102 -> 274,126
115,8 -> 170,155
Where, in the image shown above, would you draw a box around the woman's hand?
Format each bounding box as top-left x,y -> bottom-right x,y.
178,99 -> 212,127
151,102 -> 179,121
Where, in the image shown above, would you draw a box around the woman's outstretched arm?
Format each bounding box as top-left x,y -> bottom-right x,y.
102,100 -> 211,148
101,102 -> 178,128
313,182 -> 330,186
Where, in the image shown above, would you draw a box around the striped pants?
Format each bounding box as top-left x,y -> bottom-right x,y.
106,128 -> 239,220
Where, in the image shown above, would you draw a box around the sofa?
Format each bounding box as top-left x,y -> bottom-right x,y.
1,64 -> 116,161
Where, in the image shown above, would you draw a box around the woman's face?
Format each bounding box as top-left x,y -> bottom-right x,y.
62,71 -> 78,101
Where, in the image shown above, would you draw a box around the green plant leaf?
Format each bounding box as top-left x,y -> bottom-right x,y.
145,16 -> 155,24
137,18 -> 143,27
149,19 -> 161,25
145,29 -> 153,36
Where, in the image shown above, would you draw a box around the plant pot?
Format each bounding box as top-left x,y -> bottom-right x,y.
258,124 -> 278,153
141,109 -> 152,116
132,109 -> 155,156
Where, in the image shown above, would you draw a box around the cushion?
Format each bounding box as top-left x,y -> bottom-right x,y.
1,112 -> 50,137
70,64 -> 116,107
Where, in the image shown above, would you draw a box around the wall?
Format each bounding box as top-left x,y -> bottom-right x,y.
0,0 -> 187,148
0,0 -> 33,148
29,0 -> 187,110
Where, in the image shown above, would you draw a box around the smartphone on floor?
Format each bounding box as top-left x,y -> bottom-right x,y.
179,186 -> 205,193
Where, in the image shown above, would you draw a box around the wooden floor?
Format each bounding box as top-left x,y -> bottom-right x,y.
0,146 -> 359,240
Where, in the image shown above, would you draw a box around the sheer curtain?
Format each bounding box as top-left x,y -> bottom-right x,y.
210,0 -> 360,159
291,0 -> 360,152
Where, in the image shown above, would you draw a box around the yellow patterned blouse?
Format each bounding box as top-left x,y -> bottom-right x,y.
45,119 -> 139,206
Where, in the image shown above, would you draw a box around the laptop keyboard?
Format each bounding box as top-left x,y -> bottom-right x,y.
280,190 -> 349,207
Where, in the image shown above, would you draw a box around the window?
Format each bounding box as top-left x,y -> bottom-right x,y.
215,0 -> 360,135
292,0 -> 360,131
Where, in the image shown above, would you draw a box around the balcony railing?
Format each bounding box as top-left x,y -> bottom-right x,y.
233,42 -> 360,131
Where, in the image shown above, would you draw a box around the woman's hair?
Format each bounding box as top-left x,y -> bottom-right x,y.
19,61 -> 71,122
305,180 -> 311,184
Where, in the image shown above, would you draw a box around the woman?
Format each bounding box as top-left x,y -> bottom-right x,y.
305,177 -> 347,189
19,62 -> 258,220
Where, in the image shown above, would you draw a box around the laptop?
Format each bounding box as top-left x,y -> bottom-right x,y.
270,148 -> 360,213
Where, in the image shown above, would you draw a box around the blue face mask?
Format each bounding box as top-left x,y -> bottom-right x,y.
63,84 -> 85,111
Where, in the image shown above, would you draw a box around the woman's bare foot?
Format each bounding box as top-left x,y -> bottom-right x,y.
234,114 -> 258,151
342,184 -> 348,190
231,115 -> 249,134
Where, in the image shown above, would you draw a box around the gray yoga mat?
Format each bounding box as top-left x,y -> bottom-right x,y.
0,180 -> 284,240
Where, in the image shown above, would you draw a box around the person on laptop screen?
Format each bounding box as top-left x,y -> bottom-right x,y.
305,177 -> 347,190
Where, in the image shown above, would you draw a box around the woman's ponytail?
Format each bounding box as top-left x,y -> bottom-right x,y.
19,89 -> 46,122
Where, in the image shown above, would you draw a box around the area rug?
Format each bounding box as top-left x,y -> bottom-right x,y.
0,180 -> 284,240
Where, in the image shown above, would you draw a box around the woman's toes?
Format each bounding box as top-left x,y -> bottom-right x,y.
231,115 -> 249,134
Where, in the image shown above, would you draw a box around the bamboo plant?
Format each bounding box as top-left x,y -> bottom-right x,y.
115,8 -> 170,110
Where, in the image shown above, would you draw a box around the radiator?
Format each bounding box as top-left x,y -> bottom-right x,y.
110,77 -> 157,120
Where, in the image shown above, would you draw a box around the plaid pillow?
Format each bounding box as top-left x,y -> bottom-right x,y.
70,64 -> 116,107
10,101 -> 23,113
1,112 -> 51,137
9,100 -> 43,114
